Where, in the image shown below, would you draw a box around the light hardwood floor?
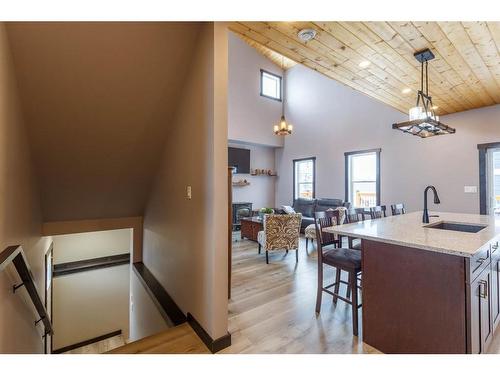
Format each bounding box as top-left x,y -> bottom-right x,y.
106,233 -> 500,354
107,323 -> 209,354
64,334 -> 125,354
220,234 -> 378,354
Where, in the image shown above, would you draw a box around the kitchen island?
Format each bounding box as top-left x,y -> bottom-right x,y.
324,211 -> 500,354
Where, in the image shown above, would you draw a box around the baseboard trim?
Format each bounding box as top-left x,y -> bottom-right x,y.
53,329 -> 122,354
132,262 -> 187,326
187,313 -> 231,353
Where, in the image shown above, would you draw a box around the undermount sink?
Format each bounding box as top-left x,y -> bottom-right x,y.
424,221 -> 487,233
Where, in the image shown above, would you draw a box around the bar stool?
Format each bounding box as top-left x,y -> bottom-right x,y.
391,203 -> 406,215
369,205 -> 387,219
314,210 -> 362,336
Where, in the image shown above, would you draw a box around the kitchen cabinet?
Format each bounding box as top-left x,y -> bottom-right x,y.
469,265 -> 493,353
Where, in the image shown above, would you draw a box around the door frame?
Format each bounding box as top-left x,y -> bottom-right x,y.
478,142 -> 500,214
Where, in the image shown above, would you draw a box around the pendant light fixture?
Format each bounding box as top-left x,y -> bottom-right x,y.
274,56 -> 293,136
392,49 -> 456,138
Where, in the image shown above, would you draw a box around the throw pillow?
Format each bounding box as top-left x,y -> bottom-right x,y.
282,205 -> 296,214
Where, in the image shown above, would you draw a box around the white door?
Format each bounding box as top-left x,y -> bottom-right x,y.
486,148 -> 500,215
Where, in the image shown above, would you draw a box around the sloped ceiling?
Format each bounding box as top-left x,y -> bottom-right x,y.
230,22 -> 500,115
6,22 -> 202,222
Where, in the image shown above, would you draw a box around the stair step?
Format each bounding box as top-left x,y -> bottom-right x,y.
106,323 -> 209,354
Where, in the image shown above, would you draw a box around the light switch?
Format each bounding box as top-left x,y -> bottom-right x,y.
187,185 -> 192,199
464,186 -> 477,193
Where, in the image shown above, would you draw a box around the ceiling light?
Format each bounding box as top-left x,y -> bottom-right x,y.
273,62 -> 292,137
359,60 -> 371,68
274,115 -> 293,136
432,105 -> 439,110
297,28 -> 317,42
393,49 -> 455,138
402,88 -> 412,94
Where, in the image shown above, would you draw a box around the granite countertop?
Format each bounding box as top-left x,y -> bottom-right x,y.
323,211 -> 500,257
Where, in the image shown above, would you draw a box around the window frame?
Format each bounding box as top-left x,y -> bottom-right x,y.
260,69 -> 282,102
293,157 -> 316,201
344,149 -> 381,207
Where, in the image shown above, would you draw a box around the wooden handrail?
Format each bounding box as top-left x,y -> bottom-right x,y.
0,245 -> 54,336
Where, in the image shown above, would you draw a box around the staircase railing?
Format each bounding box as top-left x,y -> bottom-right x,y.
0,245 -> 54,337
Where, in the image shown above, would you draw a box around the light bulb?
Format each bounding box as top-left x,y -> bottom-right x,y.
409,106 -> 423,121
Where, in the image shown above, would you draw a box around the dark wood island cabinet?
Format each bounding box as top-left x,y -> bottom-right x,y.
325,211 -> 500,354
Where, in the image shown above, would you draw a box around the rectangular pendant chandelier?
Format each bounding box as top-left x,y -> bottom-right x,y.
392,49 -> 456,138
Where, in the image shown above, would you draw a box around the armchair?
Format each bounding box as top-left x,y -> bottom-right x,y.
257,213 -> 302,264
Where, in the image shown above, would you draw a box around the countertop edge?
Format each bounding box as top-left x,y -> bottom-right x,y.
328,228 -> 474,258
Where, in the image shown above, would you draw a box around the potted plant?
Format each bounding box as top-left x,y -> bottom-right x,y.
259,207 -> 274,220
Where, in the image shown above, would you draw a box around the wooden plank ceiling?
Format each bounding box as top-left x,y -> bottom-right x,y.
229,22 -> 500,115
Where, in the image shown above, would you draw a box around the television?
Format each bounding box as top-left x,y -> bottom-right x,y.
228,147 -> 250,174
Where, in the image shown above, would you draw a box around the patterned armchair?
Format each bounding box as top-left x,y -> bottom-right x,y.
257,213 -> 302,264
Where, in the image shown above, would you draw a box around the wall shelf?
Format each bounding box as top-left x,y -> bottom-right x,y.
232,181 -> 250,187
250,169 -> 277,177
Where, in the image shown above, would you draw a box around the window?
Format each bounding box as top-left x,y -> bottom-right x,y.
345,149 -> 381,208
293,157 -> 316,200
260,69 -> 282,101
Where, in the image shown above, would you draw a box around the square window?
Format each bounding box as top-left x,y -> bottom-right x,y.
260,70 -> 282,101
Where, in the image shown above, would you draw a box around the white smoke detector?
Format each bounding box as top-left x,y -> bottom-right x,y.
297,28 -> 317,42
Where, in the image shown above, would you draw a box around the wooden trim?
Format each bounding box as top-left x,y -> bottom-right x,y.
52,330 -> 122,354
132,262 -> 186,326
477,142 -> 500,214
293,157 -> 316,201
186,313 -> 231,353
53,253 -> 130,277
344,149 -> 381,206
479,148 -> 487,214
344,148 -> 382,157
477,142 -> 500,150
260,69 -> 282,101
42,216 -> 143,263
228,167 -> 233,300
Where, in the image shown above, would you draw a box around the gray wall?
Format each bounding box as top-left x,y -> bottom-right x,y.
229,141 -> 276,209
143,23 -> 229,340
276,64 -> 500,214
228,31 -> 284,148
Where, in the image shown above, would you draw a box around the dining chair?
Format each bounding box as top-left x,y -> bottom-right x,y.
314,210 -> 362,336
257,213 -> 302,264
391,203 -> 406,216
344,208 -> 366,250
369,205 -> 387,219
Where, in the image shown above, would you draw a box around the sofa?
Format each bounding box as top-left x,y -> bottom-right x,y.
292,198 -> 351,232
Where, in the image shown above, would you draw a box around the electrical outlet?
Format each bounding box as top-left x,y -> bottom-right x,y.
187,185 -> 192,199
464,186 -> 477,193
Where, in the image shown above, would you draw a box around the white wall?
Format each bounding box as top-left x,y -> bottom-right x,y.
52,229 -> 131,349
0,23 -> 52,354
230,142 -> 276,209
228,32 -> 284,148
53,229 -> 132,264
129,270 -> 170,342
53,264 -> 130,350
276,64 -> 500,214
